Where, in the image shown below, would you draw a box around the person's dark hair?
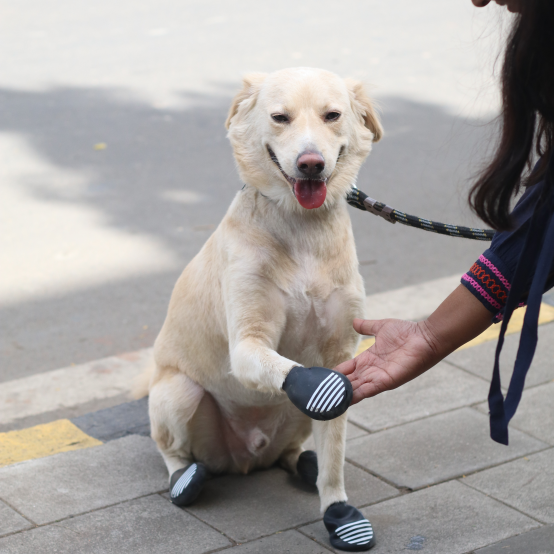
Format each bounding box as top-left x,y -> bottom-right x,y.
469,0 -> 554,230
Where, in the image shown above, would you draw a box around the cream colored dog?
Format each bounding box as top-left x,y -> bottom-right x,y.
144,67 -> 382,527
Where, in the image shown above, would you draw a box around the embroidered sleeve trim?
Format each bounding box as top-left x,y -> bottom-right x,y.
478,255 -> 511,289
461,255 -> 511,313
461,274 -> 503,311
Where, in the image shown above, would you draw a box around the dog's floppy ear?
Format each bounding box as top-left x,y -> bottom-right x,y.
225,73 -> 268,130
345,79 -> 383,143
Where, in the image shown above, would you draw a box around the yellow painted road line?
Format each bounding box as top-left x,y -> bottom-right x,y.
457,302 -> 554,350
354,303 -> 554,357
0,419 -> 102,468
356,337 -> 376,356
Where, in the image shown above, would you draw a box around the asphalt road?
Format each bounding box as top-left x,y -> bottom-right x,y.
1,0 -> 513,380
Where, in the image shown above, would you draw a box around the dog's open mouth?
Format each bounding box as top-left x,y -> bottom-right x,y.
267,146 -> 327,210
293,180 -> 327,210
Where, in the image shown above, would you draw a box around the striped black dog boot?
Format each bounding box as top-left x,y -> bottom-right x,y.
282,366 -> 352,421
324,502 -> 375,551
169,462 -> 207,507
297,450 -> 318,486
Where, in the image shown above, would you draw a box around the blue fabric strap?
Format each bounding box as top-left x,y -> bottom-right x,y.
507,216 -> 554,417
489,158 -> 554,445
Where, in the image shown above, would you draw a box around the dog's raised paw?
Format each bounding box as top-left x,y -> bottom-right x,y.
169,462 -> 207,507
297,450 -> 318,486
282,366 -> 352,421
324,502 -> 375,551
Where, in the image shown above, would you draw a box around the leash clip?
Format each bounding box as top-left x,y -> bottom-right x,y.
363,197 -> 396,224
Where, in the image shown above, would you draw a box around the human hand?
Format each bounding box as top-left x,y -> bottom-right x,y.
335,318 -> 442,404
336,285 -> 494,404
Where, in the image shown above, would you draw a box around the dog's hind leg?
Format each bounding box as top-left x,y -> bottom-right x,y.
149,369 -> 208,506
149,370 -> 203,473
277,412 -> 313,479
278,416 -> 312,475
278,445 -> 304,474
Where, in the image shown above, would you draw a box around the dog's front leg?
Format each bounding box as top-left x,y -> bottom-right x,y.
315,414 -> 376,551
226,277 -> 297,394
230,337 -> 298,393
312,413 -> 348,512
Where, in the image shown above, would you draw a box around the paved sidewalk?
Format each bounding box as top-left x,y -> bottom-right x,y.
0,275 -> 468,434
1,322 -> 554,553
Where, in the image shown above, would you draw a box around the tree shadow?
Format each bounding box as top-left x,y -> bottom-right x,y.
0,86 -> 495,378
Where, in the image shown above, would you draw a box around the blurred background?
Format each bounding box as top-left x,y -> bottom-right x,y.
1,0 -> 512,380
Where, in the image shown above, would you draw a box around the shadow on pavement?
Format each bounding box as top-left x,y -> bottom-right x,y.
0,86 -> 495,378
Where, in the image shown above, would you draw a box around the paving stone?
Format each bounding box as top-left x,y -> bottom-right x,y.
71,397 -> 151,441
474,525 -> 554,554
509,382 -> 554,445
346,408 -> 547,490
299,481 -> 539,554
0,435 -> 167,524
445,323 -> 554,390
506,380 -> 554,445
0,495 -> 230,554
464,448 -> 554,523
183,462 -> 397,543
226,530 -> 332,553
347,362 -> 489,432
346,422 -> 368,440
0,499 -> 32,537
343,462 -> 399,507
474,381 -> 554,445
184,467 -> 319,543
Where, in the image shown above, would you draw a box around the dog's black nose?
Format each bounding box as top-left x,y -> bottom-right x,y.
297,151 -> 325,177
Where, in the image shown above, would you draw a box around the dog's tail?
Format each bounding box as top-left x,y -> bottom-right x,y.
132,363 -> 156,399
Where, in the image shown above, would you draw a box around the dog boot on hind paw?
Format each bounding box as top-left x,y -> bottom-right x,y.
324,502 -> 375,551
297,450 -> 318,486
169,462 -> 207,507
282,366 -> 352,421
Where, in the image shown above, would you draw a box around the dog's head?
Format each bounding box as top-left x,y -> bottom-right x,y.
226,67 -> 382,212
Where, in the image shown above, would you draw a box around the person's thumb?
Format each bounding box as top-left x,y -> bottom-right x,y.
353,318 -> 383,337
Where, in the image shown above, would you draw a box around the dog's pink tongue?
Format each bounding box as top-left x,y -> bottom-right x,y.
293,180 -> 327,209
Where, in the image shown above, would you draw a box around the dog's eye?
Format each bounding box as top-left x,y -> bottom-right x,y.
271,114 -> 289,123
325,112 -> 341,122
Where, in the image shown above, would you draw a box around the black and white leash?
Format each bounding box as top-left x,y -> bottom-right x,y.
347,187 -> 496,242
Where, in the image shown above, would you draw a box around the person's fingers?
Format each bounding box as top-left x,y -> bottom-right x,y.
335,357 -> 356,376
351,380 -> 382,404
353,318 -> 382,336
351,389 -> 364,405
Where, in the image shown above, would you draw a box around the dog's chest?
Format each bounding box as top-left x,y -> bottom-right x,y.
279,255 -> 348,353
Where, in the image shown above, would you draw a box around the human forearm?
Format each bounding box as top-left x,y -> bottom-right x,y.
420,284 -> 493,361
